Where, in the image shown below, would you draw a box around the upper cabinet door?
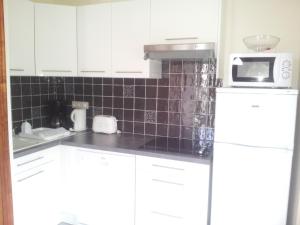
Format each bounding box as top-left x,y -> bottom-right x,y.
150,0 -> 220,44
7,0 -> 35,76
35,4 -> 77,76
111,0 -> 151,78
77,3 -> 111,77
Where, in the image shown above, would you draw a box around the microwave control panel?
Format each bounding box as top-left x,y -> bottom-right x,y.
281,59 -> 292,80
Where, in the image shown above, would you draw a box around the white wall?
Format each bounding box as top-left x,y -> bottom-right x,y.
219,0 -> 300,88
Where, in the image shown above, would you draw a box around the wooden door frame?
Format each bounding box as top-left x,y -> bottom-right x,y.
0,0 -> 13,224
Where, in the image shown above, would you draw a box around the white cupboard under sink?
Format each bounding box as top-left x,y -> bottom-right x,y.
7,0 -> 35,76
150,0 -> 220,44
35,3 -> 77,76
77,3 -> 112,77
13,146 -> 61,225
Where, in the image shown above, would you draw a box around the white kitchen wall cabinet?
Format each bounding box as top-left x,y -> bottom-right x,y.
111,0 -> 160,78
13,146 -> 61,225
135,156 -> 210,225
7,0 -> 35,76
35,3 -> 77,76
77,3 -> 111,77
150,0 -> 220,44
61,147 -> 135,225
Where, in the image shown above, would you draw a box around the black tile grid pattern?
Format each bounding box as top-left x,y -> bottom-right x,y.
10,59 -> 219,153
10,76 -> 65,133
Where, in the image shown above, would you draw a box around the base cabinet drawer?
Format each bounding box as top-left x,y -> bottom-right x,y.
135,155 -> 210,225
14,147 -> 59,174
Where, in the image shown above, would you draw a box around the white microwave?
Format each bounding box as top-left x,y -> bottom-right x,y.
229,53 -> 292,88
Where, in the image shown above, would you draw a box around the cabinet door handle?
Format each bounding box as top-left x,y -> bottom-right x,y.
151,211 -> 183,219
80,70 -> 105,73
17,156 -> 44,167
152,178 -> 184,186
17,170 -> 44,182
152,164 -> 184,171
41,70 -> 72,73
115,71 -> 143,74
165,37 -> 198,41
10,68 -> 24,72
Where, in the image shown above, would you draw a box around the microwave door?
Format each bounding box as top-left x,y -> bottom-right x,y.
232,57 -> 275,83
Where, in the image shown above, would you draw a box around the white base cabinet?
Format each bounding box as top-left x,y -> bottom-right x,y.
13,146 -> 210,225
13,146 -> 61,225
135,155 -> 210,225
60,146 -> 135,225
59,147 -> 80,224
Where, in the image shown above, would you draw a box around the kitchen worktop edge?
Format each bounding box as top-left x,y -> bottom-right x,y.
13,132 -> 212,164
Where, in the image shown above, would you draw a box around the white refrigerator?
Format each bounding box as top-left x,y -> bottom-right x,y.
211,88 -> 298,225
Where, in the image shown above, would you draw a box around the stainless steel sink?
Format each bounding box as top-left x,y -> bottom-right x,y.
13,136 -> 44,151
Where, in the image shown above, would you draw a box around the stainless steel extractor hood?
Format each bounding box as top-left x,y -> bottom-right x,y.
144,42 -> 215,60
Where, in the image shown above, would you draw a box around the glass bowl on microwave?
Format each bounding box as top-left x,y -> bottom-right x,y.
243,35 -> 280,52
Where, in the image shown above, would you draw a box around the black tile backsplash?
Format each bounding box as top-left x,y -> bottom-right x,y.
10,59 -> 219,153
10,76 -> 64,133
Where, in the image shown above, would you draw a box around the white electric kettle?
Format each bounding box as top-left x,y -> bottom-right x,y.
70,109 -> 86,132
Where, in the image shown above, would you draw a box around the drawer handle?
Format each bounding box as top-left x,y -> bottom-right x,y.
80,70 -> 105,73
165,37 -> 198,41
152,164 -> 184,171
41,70 -> 72,73
17,170 -> 44,182
151,211 -> 183,219
115,71 -> 143,74
10,68 -> 24,72
17,156 -> 44,167
251,105 -> 260,108
152,178 -> 184,186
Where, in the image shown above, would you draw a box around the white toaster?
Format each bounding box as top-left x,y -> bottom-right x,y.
92,115 -> 118,134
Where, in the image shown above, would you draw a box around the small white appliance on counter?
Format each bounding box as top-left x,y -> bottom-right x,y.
70,101 -> 89,132
92,115 -> 118,134
211,88 -> 298,225
20,121 -> 32,135
229,53 -> 292,88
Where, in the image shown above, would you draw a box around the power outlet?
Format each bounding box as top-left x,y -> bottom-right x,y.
72,101 -> 89,109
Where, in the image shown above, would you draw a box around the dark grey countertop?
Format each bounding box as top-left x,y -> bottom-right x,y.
14,131 -> 212,164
